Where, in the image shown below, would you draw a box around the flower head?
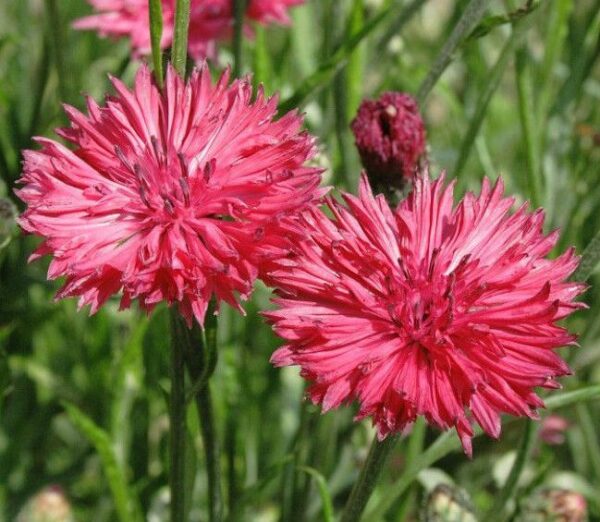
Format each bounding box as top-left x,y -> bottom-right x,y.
74,0 -> 305,61
265,173 -> 584,455
351,92 -> 425,194
17,64 -> 323,326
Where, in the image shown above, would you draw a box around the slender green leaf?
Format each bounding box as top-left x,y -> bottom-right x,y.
465,0 -> 541,43
346,0 -> 365,118
454,21 -> 529,178
297,466 -> 334,522
252,25 -> 271,88
279,2 -> 400,112
417,0 -> 492,103
63,402 -> 143,522
515,47 -> 542,207
576,403 -> 600,485
487,420 -> 537,521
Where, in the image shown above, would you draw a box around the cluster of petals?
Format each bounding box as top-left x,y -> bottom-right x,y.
75,0 -> 305,61
17,64 -> 323,326
264,173 -> 584,455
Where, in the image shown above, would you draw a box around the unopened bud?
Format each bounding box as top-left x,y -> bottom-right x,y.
517,489 -> 587,522
16,486 -> 74,522
422,484 -> 478,522
351,92 -> 426,198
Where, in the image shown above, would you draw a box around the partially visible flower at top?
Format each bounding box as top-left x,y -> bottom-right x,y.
17,64 -> 323,326
351,92 -> 426,196
264,172 -> 584,456
74,0 -> 305,61
539,414 -> 570,445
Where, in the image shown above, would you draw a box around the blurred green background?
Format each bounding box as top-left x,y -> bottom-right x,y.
1,1 -> 600,520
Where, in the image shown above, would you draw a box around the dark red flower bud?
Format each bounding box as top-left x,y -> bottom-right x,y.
351,92 -> 426,194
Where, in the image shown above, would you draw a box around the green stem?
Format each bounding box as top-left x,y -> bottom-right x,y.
453,19 -> 529,179
376,0 -> 428,52
172,0 -> 191,77
515,47 -> 542,208
394,418 -> 426,520
416,0 -> 491,104
149,0 -> 164,88
340,434 -> 399,522
279,1 -> 402,113
487,419 -> 536,521
183,303 -> 223,522
46,0 -> 69,102
169,310 -> 188,522
233,0 -> 248,77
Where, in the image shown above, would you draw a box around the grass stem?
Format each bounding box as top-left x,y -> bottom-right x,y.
172,0 -> 191,77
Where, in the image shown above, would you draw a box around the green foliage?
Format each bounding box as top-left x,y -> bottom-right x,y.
1,0 -> 600,521
63,403 -> 143,522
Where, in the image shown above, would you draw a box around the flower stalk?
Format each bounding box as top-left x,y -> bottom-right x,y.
172,0 -> 191,77
233,0 -> 248,77
149,0 -> 164,87
169,309 -> 188,522
340,434 -> 399,522
183,302 -> 223,522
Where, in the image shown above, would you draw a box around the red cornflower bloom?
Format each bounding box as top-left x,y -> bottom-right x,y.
74,0 -> 305,61
351,92 -> 425,193
265,173 -> 584,455
17,64 -> 322,326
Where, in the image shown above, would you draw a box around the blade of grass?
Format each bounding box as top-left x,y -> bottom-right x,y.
63,402 -> 143,522
465,0 -> 541,43
376,0 -> 428,52
26,33 -> 51,148
416,0 -> 492,104
552,2 -> 600,115
394,418 -> 426,520
279,1 -> 409,113
149,0 -> 164,88
453,20 -> 529,179
45,0 -> 69,102
252,25 -> 271,88
487,419 -> 537,521
297,466 -> 334,522
346,0 -> 365,118
575,403 -> 600,485
111,318 -> 147,468
535,0 -> 572,130
515,47 -> 543,207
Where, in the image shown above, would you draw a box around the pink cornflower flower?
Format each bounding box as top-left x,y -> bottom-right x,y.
17,64 -> 323,326
264,173 -> 584,455
74,0 -> 305,61
351,92 -> 426,194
